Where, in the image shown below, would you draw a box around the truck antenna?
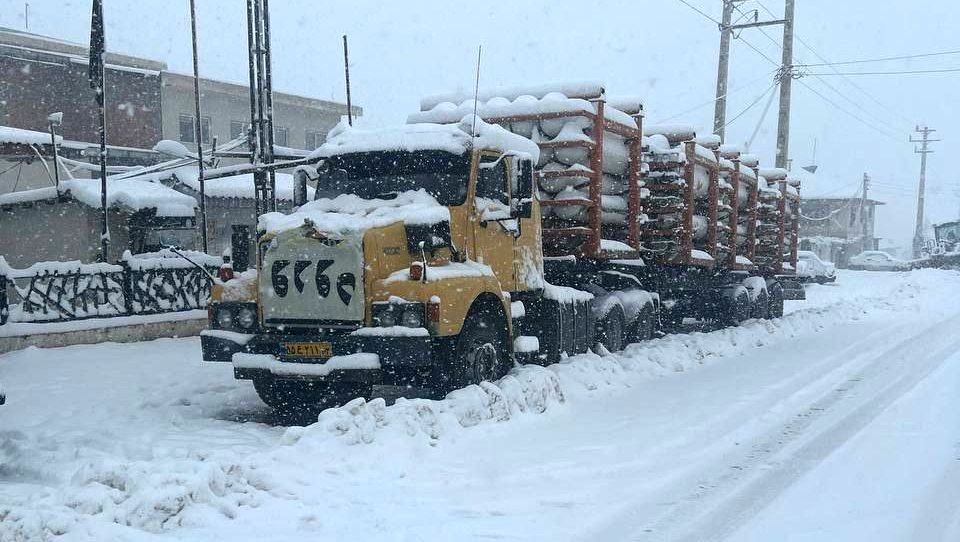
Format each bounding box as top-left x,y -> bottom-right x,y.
343,34 -> 353,126
471,45 -> 482,138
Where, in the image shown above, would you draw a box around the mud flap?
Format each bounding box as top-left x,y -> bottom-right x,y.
779,278 -> 806,300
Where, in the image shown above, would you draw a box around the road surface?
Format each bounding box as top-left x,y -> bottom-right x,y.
1,269 -> 958,541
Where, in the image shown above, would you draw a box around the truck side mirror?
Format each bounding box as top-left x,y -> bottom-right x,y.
512,159 -> 534,219
293,168 -> 309,207
231,224 -> 250,272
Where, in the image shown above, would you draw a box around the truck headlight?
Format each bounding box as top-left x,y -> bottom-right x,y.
401,308 -> 423,328
372,302 -> 424,328
236,307 -> 257,329
216,307 -> 234,329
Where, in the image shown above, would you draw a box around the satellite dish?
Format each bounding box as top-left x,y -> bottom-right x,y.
801,139 -> 818,174
802,164 -> 818,174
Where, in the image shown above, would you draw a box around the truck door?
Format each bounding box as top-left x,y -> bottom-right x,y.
473,153 -> 517,291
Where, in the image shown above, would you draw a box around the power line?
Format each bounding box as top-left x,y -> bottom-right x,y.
654,68 -> 778,123
797,48 -> 960,68
807,67 -> 960,76
719,79 -> 780,130
753,0 -> 916,127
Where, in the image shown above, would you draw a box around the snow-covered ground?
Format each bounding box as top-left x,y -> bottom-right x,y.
1,269 -> 959,541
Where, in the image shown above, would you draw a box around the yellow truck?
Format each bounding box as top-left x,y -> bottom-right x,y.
201,85 -> 801,411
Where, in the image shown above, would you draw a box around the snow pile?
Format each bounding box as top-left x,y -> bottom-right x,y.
171,167 -> 310,202
258,188 -> 449,236
309,115 -> 540,164
122,248 -> 220,271
420,81 -> 605,109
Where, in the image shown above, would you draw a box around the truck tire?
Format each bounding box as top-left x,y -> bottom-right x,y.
752,288 -> 770,319
768,282 -> 785,318
721,285 -> 751,326
628,303 -> 656,343
438,302 -> 509,393
597,305 -> 626,353
253,377 -> 372,412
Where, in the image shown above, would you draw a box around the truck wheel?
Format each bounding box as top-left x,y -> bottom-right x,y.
752,288 -> 770,319
721,285 -> 751,326
768,282 -> 785,318
440,305 -> 509,393
628,303 -> 656,343
597,305 -> 625,353
253,377 -> 372,412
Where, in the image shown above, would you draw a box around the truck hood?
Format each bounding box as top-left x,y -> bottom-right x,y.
258,189 -> 450,237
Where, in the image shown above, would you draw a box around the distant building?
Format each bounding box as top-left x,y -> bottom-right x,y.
799,196 -> 885,267
0,26 -> 359,193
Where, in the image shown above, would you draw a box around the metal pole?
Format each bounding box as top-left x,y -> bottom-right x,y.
97,72 -> 109,261
774,0 -> 795,169
343,35 -> 353,126
48,120 -> 61,193
189,0 -> 208,253
861,173 -> 869,252
261,0 -> 277,213
713,0 -> 735,139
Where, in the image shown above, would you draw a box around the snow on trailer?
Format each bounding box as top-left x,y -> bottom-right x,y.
410,85 -> 644,259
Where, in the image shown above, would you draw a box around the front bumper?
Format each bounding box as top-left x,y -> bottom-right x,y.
201,328 -> 433,381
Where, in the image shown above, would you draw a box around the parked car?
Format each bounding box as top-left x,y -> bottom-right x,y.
847,250 -> 911,271
796,251 -> 836,283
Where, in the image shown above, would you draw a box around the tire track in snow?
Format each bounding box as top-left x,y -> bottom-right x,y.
574,312 -> 960,542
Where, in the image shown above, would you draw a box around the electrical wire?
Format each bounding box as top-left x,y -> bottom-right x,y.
806,67 -> 960,76
796,48 -> 960,67
652,68 -> 778,123
718,79 -> 779,130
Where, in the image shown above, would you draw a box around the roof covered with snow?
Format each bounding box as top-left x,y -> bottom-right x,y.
309,116 -> 540,163
0,125 -> 62,146
0,178 -> 197,217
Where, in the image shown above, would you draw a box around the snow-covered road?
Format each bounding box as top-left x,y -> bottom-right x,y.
1,270 -> 958,541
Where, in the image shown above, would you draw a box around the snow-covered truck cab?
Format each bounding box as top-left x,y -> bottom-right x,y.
200,117 -> 545,406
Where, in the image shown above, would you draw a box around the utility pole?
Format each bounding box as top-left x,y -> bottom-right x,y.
861,172 -> 870,251
713,1 -> 785,140
910,126 -> 939,257
774,0 -> 795,169
188,0 -> 208,253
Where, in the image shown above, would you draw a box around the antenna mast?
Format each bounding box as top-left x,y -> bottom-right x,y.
471,45 -> 482,137
343,35 -> 353,126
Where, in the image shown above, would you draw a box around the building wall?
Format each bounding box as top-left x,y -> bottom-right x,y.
160,73 -> 355,150
800,197 -> 881,266
0,199 -> 134,267
0,46 -> 163,149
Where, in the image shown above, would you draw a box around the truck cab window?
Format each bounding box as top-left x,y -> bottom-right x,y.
477,158 -> 510,205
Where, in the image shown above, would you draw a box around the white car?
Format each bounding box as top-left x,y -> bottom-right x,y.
848,250 -> 911,271
796,251 -> 836,283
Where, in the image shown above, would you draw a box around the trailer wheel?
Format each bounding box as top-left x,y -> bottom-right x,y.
768,282 -> 785,318
628,303 -> 656,343
752,288 -> 770,319
722,285 -> 752,326
253,377 -> 372,412
597,305 -> 626,353
439,301 -> 509,393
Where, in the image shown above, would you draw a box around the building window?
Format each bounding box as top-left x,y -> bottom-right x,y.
230,120 -> 250,140
305,130 -> 324,150
179,114 -> 211,144
275,126 -> 288,147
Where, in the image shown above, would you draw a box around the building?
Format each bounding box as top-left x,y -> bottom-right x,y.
799,196 -> 885,267
0,177 -> 198,267
0,26 -> 359,193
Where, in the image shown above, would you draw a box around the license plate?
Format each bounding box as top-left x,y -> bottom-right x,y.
283,342 -> 333,359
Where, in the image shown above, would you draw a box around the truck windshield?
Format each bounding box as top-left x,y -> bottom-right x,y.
316,150 -> 471,205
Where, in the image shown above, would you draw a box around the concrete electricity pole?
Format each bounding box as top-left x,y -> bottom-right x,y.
774,0 -> 795,169
910,126 -> 939,257
861,173 -> 870,251
713,1 -> 786,141
713,1 -> 737,139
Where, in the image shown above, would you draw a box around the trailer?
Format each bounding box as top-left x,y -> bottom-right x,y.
200,82 -> 804,411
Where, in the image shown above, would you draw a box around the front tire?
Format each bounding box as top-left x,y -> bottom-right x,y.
721,285 -> 751,326
767,281 -> 785,318
752,288 -> 770,319
438,302 -> 509,393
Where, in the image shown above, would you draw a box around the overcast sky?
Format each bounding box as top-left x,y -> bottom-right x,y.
4,0 -> 959,248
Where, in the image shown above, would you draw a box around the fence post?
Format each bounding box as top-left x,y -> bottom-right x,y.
120,260 -> 134,315
0,269 -> 8,325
